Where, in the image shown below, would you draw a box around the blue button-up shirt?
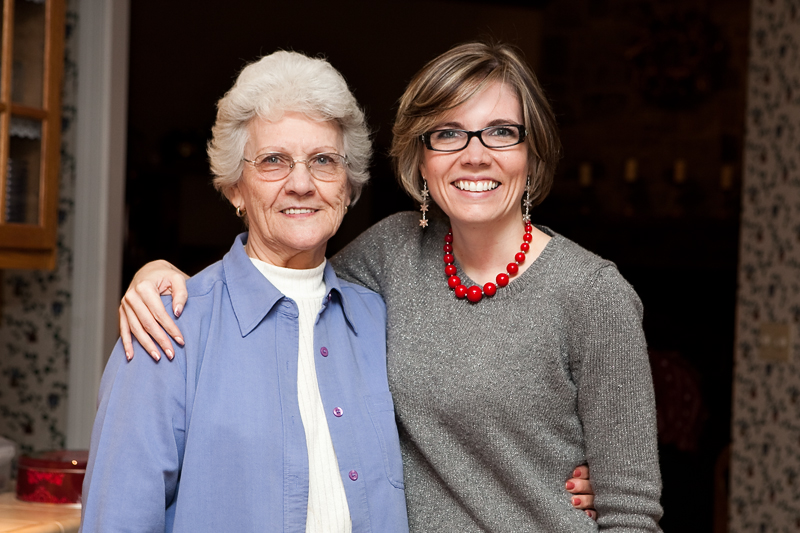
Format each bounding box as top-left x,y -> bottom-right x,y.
80,233 -> 409,533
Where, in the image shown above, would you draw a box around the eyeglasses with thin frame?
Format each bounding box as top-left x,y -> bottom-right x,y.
242,152 -> 349,181
420,124 -> 527,152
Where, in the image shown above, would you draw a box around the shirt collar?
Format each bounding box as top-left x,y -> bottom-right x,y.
223,232 -> 358,336
321,259 -> 359,335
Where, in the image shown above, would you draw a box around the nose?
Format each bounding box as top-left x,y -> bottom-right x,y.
460,135 -> 491,166
284,163 -> 316,195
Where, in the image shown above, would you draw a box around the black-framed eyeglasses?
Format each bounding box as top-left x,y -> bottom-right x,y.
242,152 -> 348,182
420,124 -> 527,152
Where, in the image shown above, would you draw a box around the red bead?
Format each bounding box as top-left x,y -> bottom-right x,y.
444,233 -> 453,243
507,263 -> 519,275
445,264 -> 457,276
443,244 -> 453,253
483,282 -> 497,296
523,233 -> 533,242
443,253 -> 454,264
454,284 -> 468,298
520,242 -> 530,252
466,285 -> 483,303
448,275 -> 461,289
515,252 -> 526,264
496,273 -> 509,287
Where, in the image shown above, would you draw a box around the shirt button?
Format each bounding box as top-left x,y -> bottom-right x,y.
348,470 -> 358,481
320,347 -> 329,357
333,407 -> 343,417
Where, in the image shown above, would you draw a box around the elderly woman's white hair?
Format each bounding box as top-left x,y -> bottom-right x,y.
208,50 -> 372,203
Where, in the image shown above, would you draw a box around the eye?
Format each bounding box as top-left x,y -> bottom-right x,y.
432,129 -> 464,141
312,154 -> 333,166
259,154 -> 285,165
487,126 -> 516,137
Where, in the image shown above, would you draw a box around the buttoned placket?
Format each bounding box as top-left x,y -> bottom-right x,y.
276,298 -> 308,533
313,288 -> 371,528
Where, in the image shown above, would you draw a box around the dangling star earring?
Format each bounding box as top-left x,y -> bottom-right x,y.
522,175 -> 532,224
419,179 -> 430,228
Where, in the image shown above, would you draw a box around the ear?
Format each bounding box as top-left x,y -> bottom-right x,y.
225,182 -> 244,212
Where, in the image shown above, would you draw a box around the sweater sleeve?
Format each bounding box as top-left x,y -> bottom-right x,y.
80,339 -> 187,532
570,265 -> 663,532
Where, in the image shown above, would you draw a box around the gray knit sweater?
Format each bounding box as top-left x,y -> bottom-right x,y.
331,211 -> 663,532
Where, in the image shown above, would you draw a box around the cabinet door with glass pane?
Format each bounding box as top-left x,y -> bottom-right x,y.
0,0 -> 64,269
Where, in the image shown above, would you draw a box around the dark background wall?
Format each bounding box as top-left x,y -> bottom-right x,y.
125,1 -> 751,531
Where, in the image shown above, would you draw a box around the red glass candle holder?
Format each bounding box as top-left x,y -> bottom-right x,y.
16,450 -> 88,504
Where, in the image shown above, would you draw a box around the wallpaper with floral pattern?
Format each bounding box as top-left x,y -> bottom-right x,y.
730,0 -> 800,530
0,2 -> 76,455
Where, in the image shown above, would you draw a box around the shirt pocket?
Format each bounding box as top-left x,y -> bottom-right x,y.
365,392 -> 405,489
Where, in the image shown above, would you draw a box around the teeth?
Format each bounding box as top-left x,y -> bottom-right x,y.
283,208 -> 315,214
454,180 -> 499,192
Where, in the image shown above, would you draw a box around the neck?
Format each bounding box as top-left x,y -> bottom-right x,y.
450,213 -> 550,285
245,238 -> 326,270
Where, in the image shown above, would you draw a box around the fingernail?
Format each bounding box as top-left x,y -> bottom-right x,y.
572,497 -> 581,506
175,305 -> 183,318
566,481 -> 575,490
151,350 -> 161,362
125,351 -> 132,361
574,469 -> 581,477
166,349 -> 174,360
176,337 -> 185,346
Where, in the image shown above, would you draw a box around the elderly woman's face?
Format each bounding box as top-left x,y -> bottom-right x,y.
227,113 -> 350,268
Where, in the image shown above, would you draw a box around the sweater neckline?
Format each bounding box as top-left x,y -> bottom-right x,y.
446,223 -> 560,300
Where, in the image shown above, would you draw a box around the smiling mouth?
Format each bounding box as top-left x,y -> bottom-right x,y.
453,179 -> 500,192
283,208 -> 316,214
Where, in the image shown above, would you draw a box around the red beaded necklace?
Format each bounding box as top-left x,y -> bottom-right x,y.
444,223 -> 534,303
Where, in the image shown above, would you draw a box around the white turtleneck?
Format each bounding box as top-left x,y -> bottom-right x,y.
250,256 -> 352,533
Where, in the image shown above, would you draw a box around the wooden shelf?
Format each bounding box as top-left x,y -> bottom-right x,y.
0,0 -> 65,270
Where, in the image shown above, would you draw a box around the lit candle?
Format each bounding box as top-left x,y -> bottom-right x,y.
674,159 -> 686,184
720,164 -> 734,190
579,163 -> 592,187
624,158 -> 638,183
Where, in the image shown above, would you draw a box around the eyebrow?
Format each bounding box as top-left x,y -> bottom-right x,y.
432,119 -> 522,130
253,146 -> 341,156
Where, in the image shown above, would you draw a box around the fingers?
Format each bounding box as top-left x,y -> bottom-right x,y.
119,305 -> 134,361
133,280 -> 184,348
128,289 -> 175,359
566,464 -> 596,520
167,273 -> 189,320
121,299 -> 164,362
117,260 -> 190,362
570,494 -> 594,510
565,478 -> 593,495
572,465 -> 590,480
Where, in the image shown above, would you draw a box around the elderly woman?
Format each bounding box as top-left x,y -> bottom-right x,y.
121,43 -> 661,531
80,51 -> 408,532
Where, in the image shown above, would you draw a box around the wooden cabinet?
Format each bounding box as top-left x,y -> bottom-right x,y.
0,0 -> 64,269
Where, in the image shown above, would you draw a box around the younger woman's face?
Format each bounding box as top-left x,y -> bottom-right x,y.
419,81 -> 529,232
